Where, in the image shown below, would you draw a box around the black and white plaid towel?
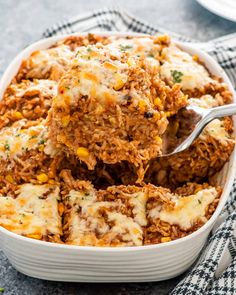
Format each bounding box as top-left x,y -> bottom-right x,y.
43,7 -> 236,295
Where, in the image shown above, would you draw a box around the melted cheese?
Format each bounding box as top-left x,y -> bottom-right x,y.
200,119 -> 231,142
9,79 -> 57,102
0,120 -> 56,160
129,192 -> 148,226
189,95 -> 219,109
27,45 -> 74,79
160,44 -> 213,90
148,188 -> 217,230
53,42 -> 158,111
0,183 -> 61,238
106,212 -> 143,246
66,189 -> 145,246
54,45 -> 132,108
107,37 -> 160,73
108,36 -> 161,58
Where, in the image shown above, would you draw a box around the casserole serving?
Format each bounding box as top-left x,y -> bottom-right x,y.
0,32 -> 235,282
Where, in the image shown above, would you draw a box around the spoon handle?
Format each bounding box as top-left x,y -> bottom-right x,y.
206,103 -> 236,120
173,103 -> 236,154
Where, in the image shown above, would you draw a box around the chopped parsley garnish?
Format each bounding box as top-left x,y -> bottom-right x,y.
198,199 -> 202,205
87,47 -> 92,52
4,143 -> 10,151
65,86 -> 70,90
119,44 -> 133,52
171,70 -> 183,83
39,139 -> 46,145
0,288 -> 4,293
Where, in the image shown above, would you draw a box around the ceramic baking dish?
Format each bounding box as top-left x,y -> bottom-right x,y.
0,33 -> 235,282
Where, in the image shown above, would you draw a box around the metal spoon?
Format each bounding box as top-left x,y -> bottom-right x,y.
162,104 -> 236,156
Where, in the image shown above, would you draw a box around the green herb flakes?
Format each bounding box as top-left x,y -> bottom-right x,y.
119,44 -> 133,52
4,143 -> 10,151
171,70 -> 183,83
39,139 -> 46,145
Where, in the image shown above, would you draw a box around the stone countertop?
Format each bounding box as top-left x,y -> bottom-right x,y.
0,0 -> 236,294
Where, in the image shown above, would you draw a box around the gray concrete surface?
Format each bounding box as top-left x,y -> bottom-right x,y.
0,0 -> 236,294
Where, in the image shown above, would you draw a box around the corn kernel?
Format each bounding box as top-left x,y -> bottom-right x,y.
155,136 -> 162,144
48,179 -> 56,185
161,237 -> 171,243
14,111 -> 23,120
5,174 -> 14,184
29,129 -> 39,137
83,72 -> 99,83
138,100 -> 147,112
90,86 -> 96,98
154,112 -> 161,120
38,145 -> 44,152
90,50 -> 100,58
61,115 -> 70,127
37,173 -> 48,183
76,147 -> 89,158
58,203 -> 65,216
113,74 -> 126,91
95,105 -> 104,115
27,234 -> 42,240
127,57 -> 135,67
108,117 -> 116,125
165,111 -> 174,117
132,228 -> 140,235
103,61 -> 118,71
154,97 -> 162,106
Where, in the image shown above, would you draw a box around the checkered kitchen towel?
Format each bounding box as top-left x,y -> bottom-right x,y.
43,7 -> 236,295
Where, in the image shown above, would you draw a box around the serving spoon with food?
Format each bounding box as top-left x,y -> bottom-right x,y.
162,104 -> 236,156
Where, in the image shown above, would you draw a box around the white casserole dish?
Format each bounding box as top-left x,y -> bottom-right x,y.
0,32 -> 235,282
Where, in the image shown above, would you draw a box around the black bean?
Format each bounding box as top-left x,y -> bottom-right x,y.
144,111 -> 154,118
123,94 -> 132,101
127,135 -> 133,142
